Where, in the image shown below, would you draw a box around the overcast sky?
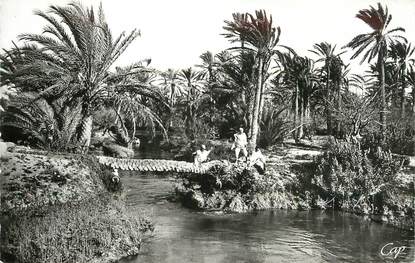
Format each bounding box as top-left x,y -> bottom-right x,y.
0,0 -> 414,73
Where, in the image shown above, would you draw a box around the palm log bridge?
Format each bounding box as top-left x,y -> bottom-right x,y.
97,156 -> 228,174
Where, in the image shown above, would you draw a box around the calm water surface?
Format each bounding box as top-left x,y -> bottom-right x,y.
121,175 -> 414,263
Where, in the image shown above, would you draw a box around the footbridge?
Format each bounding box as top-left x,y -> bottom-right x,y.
97,156 -> 228,174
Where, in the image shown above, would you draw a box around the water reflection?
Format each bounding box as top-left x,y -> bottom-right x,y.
121,176 -> 414,263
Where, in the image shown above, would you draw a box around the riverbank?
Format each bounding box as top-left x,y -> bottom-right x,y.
174,143 -> 321,212
175,141 -> 414,231
0,147 -> 154,263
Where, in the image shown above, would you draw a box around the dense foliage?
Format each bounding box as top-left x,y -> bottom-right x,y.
0,2 -> 414,157
313,139 -> 410,216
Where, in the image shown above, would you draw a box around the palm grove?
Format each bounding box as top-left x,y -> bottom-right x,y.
1,2 -> 414,157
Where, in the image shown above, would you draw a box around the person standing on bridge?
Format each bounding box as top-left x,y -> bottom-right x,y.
232,127 -> 248,163
193,144 -> 213,166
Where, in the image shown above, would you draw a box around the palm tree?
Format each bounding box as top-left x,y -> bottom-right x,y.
160,69 -> 184,107
309,42 -> 345,135
198,51 -> 219,84
0,2 -> 140,152
108,62 -> 167,148
274,52 -> 317,142
0,93 -> 82,150
178,67 -> 207,139
157,68 -> 185,131
389,41 -> 414,118
346,3 -> 405,138
337,75 -> 380,138
215,50 -> 256,130
330,57 -> 349,136
223,10 -> 281,150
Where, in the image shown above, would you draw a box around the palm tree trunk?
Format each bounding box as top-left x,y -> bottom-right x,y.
293,81 -> 299,141
241,89 -> 249,128
249,56 -> 263,150
412,86 -> 415,115
336,81 -> 342,136
258,64 -> 267,119
128,116 -> 137,149
400,65 -> 406,119
114,106 -> 130,147
247,88 -> 254,137
298,91 -> 304,140
326,64 -> 332,135
79,115 -> 93,152
379,55 -> 387,138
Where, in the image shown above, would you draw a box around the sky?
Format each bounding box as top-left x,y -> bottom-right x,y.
0,0 -> 415,73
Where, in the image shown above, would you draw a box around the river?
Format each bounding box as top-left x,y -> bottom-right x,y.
120,175 -> 414,263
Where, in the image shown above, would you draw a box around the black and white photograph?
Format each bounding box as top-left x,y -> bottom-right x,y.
0,0 -> 414,262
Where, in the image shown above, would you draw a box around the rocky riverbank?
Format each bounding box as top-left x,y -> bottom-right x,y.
174,144 -> 319,212
0,147 -> 154,263
175,142 -> 414,231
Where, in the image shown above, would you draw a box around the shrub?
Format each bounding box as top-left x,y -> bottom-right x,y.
360,118 -> 415,156
259,107 -> 290,148
0,93 -> 83,151
313,138 -> 403,212
1,197 -> 153,263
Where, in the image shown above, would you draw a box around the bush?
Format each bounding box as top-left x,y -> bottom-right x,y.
0,93 -> 83,151
1,197 -> 153,263
259,107 -> 290,148
360,117 -> 415,156
313,139 -> 403,212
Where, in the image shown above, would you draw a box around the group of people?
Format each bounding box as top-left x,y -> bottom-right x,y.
192,127 -> 266,174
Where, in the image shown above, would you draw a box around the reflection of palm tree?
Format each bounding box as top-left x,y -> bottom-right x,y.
223,10 -> 281,150
346,3 -> 405,137
0,2 -> 140,151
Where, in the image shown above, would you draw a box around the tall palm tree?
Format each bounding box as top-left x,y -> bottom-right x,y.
389,41 -> 415,118
346,3 -> 405,138
178,67 -> 207,139
108,62 -> 167,148
0,2 -> 140,151
223,10 -> 281,150
198,51 -> 219,84
160,69 -> 184,106
215,51 -> 256,130
158,68 -> 184,130
275,52 -> 317,142
309,42 -> 345,134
